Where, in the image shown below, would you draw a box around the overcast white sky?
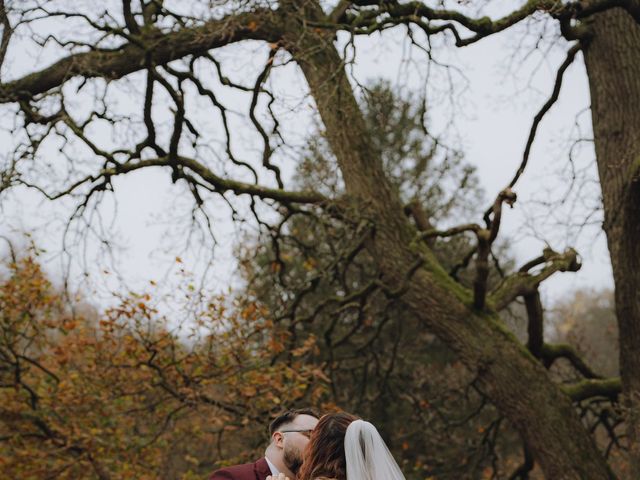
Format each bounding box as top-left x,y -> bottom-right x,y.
0,1 -> 613,312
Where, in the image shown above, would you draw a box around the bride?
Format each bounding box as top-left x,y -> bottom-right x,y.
269,412 -> 406,480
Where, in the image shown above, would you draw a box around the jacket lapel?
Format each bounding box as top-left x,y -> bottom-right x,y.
254,457 -> 272,480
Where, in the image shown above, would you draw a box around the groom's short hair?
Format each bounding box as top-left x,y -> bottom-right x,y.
269,408 -> 320,437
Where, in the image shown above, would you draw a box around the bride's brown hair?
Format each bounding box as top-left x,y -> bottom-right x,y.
297,412 -> 358,480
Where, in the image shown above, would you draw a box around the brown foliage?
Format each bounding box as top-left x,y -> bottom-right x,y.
0,250 -> 326,479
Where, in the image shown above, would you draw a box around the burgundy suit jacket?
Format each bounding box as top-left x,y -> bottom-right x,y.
210,457 -> 272,480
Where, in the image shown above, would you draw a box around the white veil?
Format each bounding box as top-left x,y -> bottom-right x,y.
344,419 -> 406,480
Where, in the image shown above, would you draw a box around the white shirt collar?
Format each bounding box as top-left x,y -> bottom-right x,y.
265,456 -> 280,476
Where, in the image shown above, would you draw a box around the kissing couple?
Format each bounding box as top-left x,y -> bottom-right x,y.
210,409 -> 405,480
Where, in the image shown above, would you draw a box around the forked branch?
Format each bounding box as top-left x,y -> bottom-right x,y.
474,188 -> 517,309
542,343 -> 602,379
490,248 -> 581,311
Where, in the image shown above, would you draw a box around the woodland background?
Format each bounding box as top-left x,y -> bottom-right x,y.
1,1 -> 638,479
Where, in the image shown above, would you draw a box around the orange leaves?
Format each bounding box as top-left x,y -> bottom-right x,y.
61,318 -> 77,331
0,256 -> 63,344
302,257 -> 317,271
1,256 -> 182,477
481,466 -> 494,479
268,333 -> 287,354
241,302 -> 257,320
1,254 -> 330,478
291,334 -> 318,357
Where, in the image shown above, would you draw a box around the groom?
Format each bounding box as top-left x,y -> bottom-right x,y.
210,408 -> 320,480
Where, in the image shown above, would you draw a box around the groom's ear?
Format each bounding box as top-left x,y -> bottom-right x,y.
272,431 -> 284,448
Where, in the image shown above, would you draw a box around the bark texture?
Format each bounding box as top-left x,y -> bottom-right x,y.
583,6 -> 640,475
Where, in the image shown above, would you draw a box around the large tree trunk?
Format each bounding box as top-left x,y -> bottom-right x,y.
583,7 -> 640,475
282,2 -> 615,478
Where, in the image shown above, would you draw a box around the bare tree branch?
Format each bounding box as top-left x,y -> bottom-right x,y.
542,343 -> 603,379
346,0 -> 640,44
0,0 -> 12,77
249,46 -> 283,188
524,290 -> 544,358
122,0 -> 140,35
421,223 -> 480,239
503,42 -> 582,192
20,156 -> 326,205
563,377 -> 622,402
490,248 -> 581,311
0,9 -> 281,101
474,188 -> 517,310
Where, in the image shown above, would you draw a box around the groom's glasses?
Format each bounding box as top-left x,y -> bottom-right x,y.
280,429 -> 313,438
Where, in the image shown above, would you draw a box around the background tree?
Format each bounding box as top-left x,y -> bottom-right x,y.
551,289 -> 619,379
240,82 -> 524,478
0,246 -> 326,479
